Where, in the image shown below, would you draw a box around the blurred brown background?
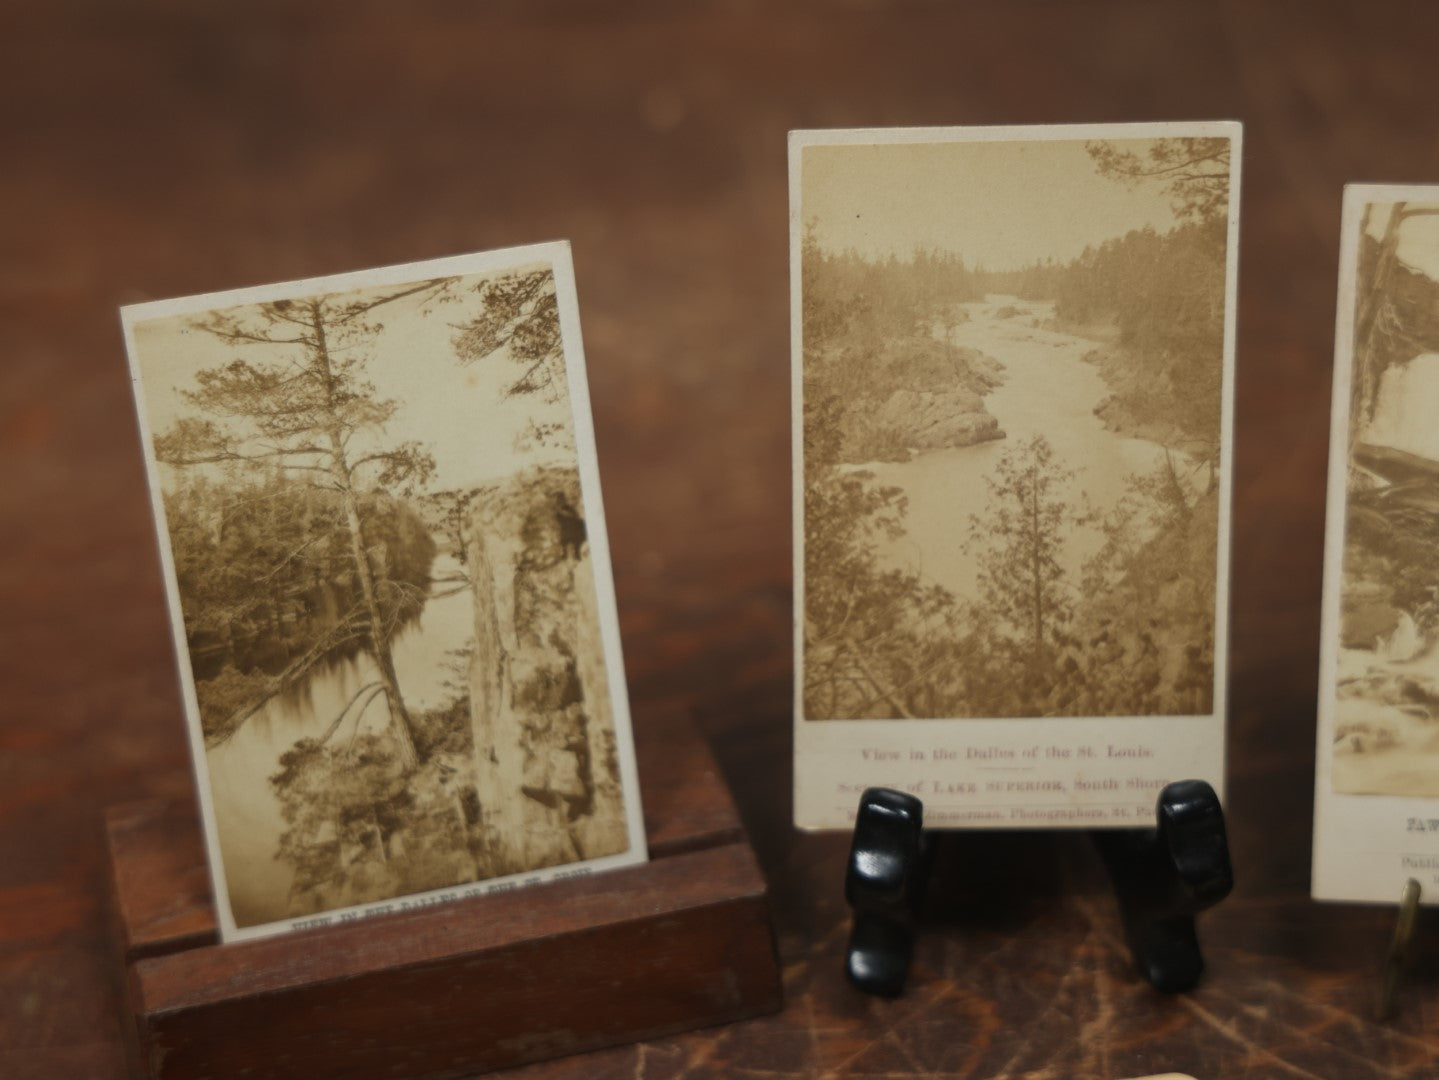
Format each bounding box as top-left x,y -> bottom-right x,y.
5,2 -> 1439,1077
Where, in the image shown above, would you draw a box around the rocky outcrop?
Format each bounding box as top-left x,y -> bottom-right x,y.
466,466 -> 629,876
836,339 -> 1005,462
1342,599 -> 1403,651
873,388 -> 1003,451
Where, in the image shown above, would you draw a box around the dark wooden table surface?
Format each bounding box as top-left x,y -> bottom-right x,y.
6,2 -> 1439,1076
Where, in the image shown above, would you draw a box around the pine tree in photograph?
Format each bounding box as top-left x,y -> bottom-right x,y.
1087,136 -> 1231,225
154,280 -> 451,766
969,435 -> 1085,695
453,269 -> 573,451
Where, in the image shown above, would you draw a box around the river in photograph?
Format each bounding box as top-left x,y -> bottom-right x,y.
206,551 -> 474,926
861,296 -> 1180,599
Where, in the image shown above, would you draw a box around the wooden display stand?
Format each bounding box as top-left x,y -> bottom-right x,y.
105,717 -> 782,1079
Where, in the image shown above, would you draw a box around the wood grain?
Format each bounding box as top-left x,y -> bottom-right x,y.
7,1 -> 1439,1077
111,806 -> 780,1079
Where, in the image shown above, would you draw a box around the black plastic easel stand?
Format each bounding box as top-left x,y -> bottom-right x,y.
843,780 -> 1232,997
1093,778 -> 1233,992
843,788 -> 931,997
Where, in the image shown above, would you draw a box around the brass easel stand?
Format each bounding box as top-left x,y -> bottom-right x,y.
1376,877 -> 1421,1021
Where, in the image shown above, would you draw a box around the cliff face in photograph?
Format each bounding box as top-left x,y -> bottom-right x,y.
466,466 -> 628,875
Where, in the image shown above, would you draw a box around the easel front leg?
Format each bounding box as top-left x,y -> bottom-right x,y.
844,787 -> 929,997
1094,779 -> 1233,992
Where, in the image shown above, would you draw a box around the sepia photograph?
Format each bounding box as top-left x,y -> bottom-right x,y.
1322,191 -> 1439,799
123,245 -> 646,940
791,123 -> 1239,832
796,127 -> 1236,723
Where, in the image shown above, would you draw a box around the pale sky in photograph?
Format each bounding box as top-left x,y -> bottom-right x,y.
132,264 -> 572,494
802,138 -> 1184,270
1365,201 -> 1439,281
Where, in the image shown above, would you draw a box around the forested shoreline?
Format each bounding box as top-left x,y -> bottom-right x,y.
165,474 -> 438,742
802,236 -> 1006,465
803,212 -> 1226,466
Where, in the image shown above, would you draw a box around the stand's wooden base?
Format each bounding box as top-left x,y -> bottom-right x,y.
105,718 -> 782,1079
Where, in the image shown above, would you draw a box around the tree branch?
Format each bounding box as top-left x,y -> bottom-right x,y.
842,637 -> 916,719
334,279 -> 452,323
203,610 -> 372,748
315,681 -> 386,747
204,326 -> 313,346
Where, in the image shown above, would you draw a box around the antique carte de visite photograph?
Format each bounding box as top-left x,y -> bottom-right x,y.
792,122 -> 1241,831
122,243 -> 646,941
1314,185 -> 1439,904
